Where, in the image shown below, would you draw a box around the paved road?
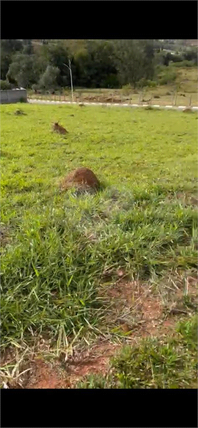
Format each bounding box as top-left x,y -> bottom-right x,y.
28,99 -> 198,111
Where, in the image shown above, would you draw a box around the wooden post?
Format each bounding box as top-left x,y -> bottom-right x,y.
138,91 -> 142,105
69,59 -> 74,102
189,95 -> 192,107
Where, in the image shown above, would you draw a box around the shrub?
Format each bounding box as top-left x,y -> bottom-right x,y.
158,69 -> 177,85
172,60 -> 196,68
137,78 -> 157,88
0,80 -> 12,90
19,97 -> 27,103
38,65 -> 60,91
103,74 -> 120,89
121,83 -> 133,95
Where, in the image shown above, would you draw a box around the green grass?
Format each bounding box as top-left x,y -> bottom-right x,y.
0,103 -> 197,359
77,315 -> 198,388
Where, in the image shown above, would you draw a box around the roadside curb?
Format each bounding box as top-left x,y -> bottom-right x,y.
28,99 -> 198,111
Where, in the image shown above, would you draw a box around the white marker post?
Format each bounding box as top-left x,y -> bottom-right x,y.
63,60 -> 74,102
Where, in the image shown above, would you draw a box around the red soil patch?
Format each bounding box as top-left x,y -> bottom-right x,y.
65,341 -> 119,387
101,272 -> 197,338
2,272 -> 197,389
104,280 -> 164,336
25,358 -> 66,389
21,340 -> 119,389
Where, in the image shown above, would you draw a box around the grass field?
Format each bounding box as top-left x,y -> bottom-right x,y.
0,103 -> 197,388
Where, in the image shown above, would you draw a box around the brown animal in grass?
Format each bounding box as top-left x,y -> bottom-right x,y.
60,167 -> 100,193
52,122 -> 68,134
79,103 -> 85,107
14,109 -> 26,116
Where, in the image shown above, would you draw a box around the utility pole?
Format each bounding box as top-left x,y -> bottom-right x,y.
63,60 -> 74,102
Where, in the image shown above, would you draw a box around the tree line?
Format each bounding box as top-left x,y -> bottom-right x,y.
1,39 -> 197,91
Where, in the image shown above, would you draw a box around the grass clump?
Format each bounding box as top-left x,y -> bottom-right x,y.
77,315 -> 198,389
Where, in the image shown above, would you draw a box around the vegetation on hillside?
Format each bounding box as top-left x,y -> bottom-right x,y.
1,39 -> 197,91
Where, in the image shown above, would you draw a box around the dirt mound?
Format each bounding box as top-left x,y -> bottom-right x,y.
60,167 -> 100,193
52,122 -> 68,134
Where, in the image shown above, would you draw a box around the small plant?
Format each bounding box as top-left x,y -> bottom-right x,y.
172,60 -> 195,68
158,69 -> 177,85
19,97 -> 27,103
0,80 -> 12,90
144,105 -> 153,110
77,316 -> 198,389
137,78 -> 157,89
121,83 -> 133,95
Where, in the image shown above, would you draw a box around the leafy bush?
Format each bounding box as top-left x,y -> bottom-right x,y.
172,60 -> 196,68
19,97 -> 27,103
121,83 -> 133,95
0,80 -> 12,90
137,78 -> 157,88
32,84 -> 39,92
158,69 -> 177,85
38,65 -> 60,91
103,74 -> 120,88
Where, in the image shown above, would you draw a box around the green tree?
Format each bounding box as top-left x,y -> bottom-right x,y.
115,40 -> 145,87
74,41 -> 118,88
7,54 -> 38,88
45,42 -> 71,86
0,39 -> 23,80
22,40 -> 34,55
38,65 -> 60,91
142,40 -> 155,80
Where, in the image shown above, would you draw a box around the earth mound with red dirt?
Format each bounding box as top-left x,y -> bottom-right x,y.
60,167 -> 100,193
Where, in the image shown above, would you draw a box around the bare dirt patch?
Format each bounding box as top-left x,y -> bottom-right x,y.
64,340 -> 119,387
165,191 -> 198,207
100,270 -> 198,338
176,192 -> 198,207
0,226 -> 9,247
1,271 -> 197,389
25,358 -> 68,389
4,340 -> 119,389
101,280 -> 165,337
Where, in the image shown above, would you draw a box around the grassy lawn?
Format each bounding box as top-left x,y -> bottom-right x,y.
0,103 -> 197,388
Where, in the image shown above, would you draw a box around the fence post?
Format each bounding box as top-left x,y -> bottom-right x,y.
138,92 -> 141,105
174,92 -> 177,107
189,95 -> 192,107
